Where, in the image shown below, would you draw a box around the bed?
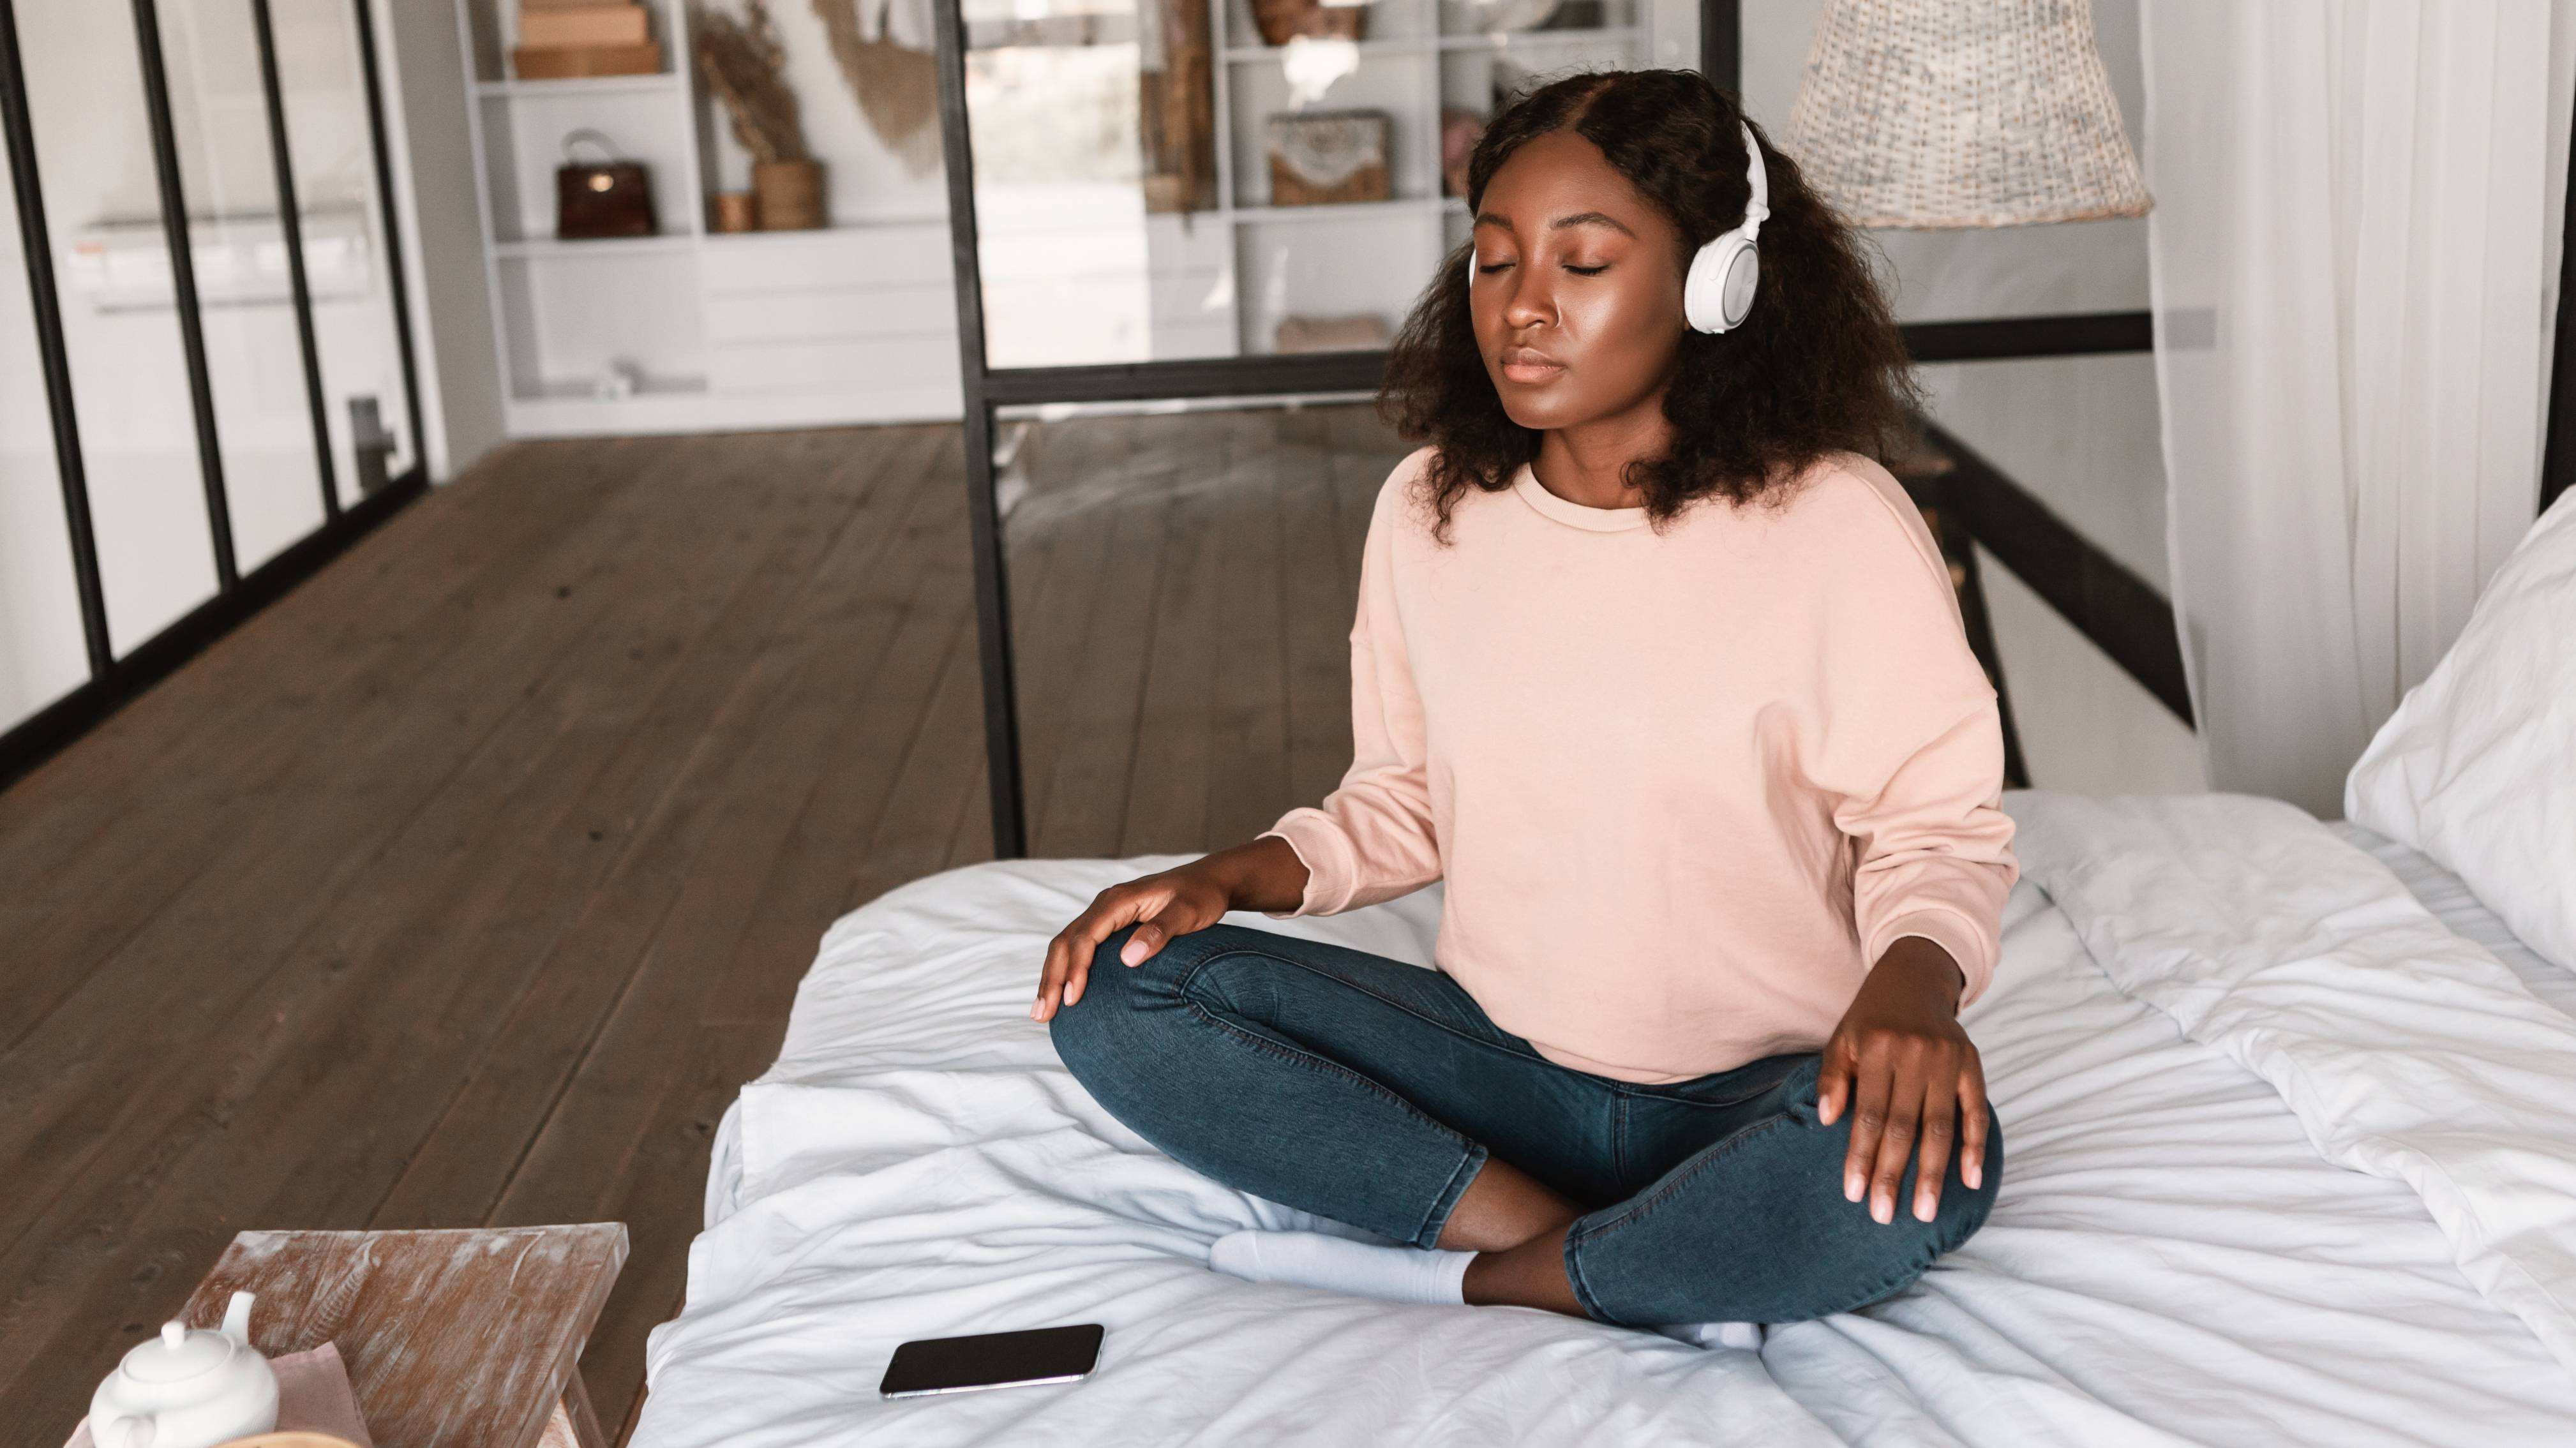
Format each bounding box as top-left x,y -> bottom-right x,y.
636,495 -> 2576,1447
627,793 -> 2576,1447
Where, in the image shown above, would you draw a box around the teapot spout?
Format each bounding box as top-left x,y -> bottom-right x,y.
219,1290 -> 255,1346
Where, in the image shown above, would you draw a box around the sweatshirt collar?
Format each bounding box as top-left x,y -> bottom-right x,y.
1512,464 -> 1651,533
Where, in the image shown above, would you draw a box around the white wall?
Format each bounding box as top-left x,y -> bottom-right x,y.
379,0 -> 506,481
1742,0 -> 2201,791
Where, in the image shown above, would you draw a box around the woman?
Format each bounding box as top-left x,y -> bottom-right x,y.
1033,70 -> 2015,1333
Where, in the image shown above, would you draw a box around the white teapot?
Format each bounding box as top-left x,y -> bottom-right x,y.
88,1290 -> 280,1448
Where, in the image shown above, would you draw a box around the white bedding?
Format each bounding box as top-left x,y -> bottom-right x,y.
2334,819 -> 2576,1020
638,795 -> 2576,1447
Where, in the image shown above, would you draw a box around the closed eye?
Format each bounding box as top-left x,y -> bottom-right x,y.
1563,264 -> 1608,276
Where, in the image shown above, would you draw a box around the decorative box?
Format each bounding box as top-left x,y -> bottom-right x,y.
1275,313 -> 1390,352
1266,110 -> 1391,207
1251,0 -> 1369,46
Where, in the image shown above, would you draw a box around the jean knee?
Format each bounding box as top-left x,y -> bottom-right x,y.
1048,927 -> 1140,1070
1047,925 -> 1220,1082
1832,1116 -> 2005,1315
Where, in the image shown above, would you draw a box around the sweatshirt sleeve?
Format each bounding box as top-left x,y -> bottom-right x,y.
1806,465 -> 2019,1004
1259,464 -> 1442,915
1839,705 -> 2017,1004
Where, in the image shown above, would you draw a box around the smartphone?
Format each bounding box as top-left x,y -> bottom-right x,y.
878,1324 -> 1105,1398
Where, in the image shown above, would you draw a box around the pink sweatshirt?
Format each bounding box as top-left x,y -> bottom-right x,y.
1262,449 -> 2016,1083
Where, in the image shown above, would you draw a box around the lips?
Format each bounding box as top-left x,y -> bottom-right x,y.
1499,345 -> 1565,384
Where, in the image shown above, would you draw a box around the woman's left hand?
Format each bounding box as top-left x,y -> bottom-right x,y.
1816,936 -> 1987,1226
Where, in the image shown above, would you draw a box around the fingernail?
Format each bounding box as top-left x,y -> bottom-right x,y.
1845,1172 -> 1863,1202
1915,1197 -> 1935,1223
1965,1163 -> 1982,1190
1873,1194 -> 1893,1225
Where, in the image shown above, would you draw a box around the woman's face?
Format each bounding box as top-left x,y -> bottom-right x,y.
1469,129 -> 1689,433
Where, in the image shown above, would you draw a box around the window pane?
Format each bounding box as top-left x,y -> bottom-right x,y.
18,0 -> 223,656
0,107 -> 94,731
273,0 -> 417,500
154,0 -> 331,572
1000,399 -> 1403,855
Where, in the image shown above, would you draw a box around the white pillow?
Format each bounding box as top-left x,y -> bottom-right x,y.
2346,489 -> 2576,973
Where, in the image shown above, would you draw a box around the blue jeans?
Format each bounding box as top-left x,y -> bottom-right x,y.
1050,924 -> 2001,1326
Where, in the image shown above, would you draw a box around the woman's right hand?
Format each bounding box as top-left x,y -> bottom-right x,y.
1031,836 -> 1308,1022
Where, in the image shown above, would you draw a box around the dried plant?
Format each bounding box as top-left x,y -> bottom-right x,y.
812,0 -> 940,174
693,0 -> 809,165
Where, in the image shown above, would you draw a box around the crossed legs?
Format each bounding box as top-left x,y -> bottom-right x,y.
1050,924 -> 2000,1326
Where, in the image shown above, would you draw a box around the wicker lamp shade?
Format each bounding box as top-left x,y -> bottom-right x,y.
1785,0 -> 2151,229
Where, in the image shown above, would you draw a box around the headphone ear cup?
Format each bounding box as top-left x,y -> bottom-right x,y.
1720,243 -> 1759,329
1684,234 -> 1759,334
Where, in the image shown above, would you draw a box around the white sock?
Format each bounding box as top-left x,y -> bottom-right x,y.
1656,1320 -> 1765,1351
1209,1230 -> 1472,1306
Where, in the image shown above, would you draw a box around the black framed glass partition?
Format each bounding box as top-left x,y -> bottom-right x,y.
0,0 -> 424,785
938,0 -> 1721,856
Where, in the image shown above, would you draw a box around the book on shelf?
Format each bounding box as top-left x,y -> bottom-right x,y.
520,3 -> 652,47
512,40 -> 663,78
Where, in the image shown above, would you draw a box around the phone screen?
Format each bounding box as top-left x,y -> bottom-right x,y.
878,1324 -> 1105,1398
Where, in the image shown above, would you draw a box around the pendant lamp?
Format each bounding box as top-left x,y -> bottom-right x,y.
1785,0 -> 2152,228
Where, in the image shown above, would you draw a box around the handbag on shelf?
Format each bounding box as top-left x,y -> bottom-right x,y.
555,129 -> 655,240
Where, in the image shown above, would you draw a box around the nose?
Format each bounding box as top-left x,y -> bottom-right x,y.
1502,265 -> 1555,332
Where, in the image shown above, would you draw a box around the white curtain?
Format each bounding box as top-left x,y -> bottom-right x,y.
2140,0 -> 2568,816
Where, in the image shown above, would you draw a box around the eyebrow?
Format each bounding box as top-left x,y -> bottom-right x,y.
1472,210 -> 1637,237
1549,210 -> 1636,237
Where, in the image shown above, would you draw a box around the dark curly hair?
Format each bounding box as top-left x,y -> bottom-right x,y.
1379,69 -> 1918,534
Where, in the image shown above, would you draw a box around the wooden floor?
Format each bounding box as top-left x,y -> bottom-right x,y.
0,404 -> 1400,1440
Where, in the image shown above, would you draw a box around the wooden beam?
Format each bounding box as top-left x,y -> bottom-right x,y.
1912,416 -> 2195,727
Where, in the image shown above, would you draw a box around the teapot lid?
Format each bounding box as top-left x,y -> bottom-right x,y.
123,1321 -> 237,1384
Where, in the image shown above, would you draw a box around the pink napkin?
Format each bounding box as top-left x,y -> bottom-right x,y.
66,1340 -> 375,1448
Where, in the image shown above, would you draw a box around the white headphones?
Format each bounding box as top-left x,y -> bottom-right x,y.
1467,120 -> 1769,335
1684,122 -> 1769,334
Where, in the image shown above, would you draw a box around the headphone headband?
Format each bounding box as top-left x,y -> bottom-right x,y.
1736,121 -> 1769,241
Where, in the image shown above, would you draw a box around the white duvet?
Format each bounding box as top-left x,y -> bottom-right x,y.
636,794 -> 2576,1446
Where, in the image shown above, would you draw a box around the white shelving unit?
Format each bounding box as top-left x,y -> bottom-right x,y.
455,0 -> 962,438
